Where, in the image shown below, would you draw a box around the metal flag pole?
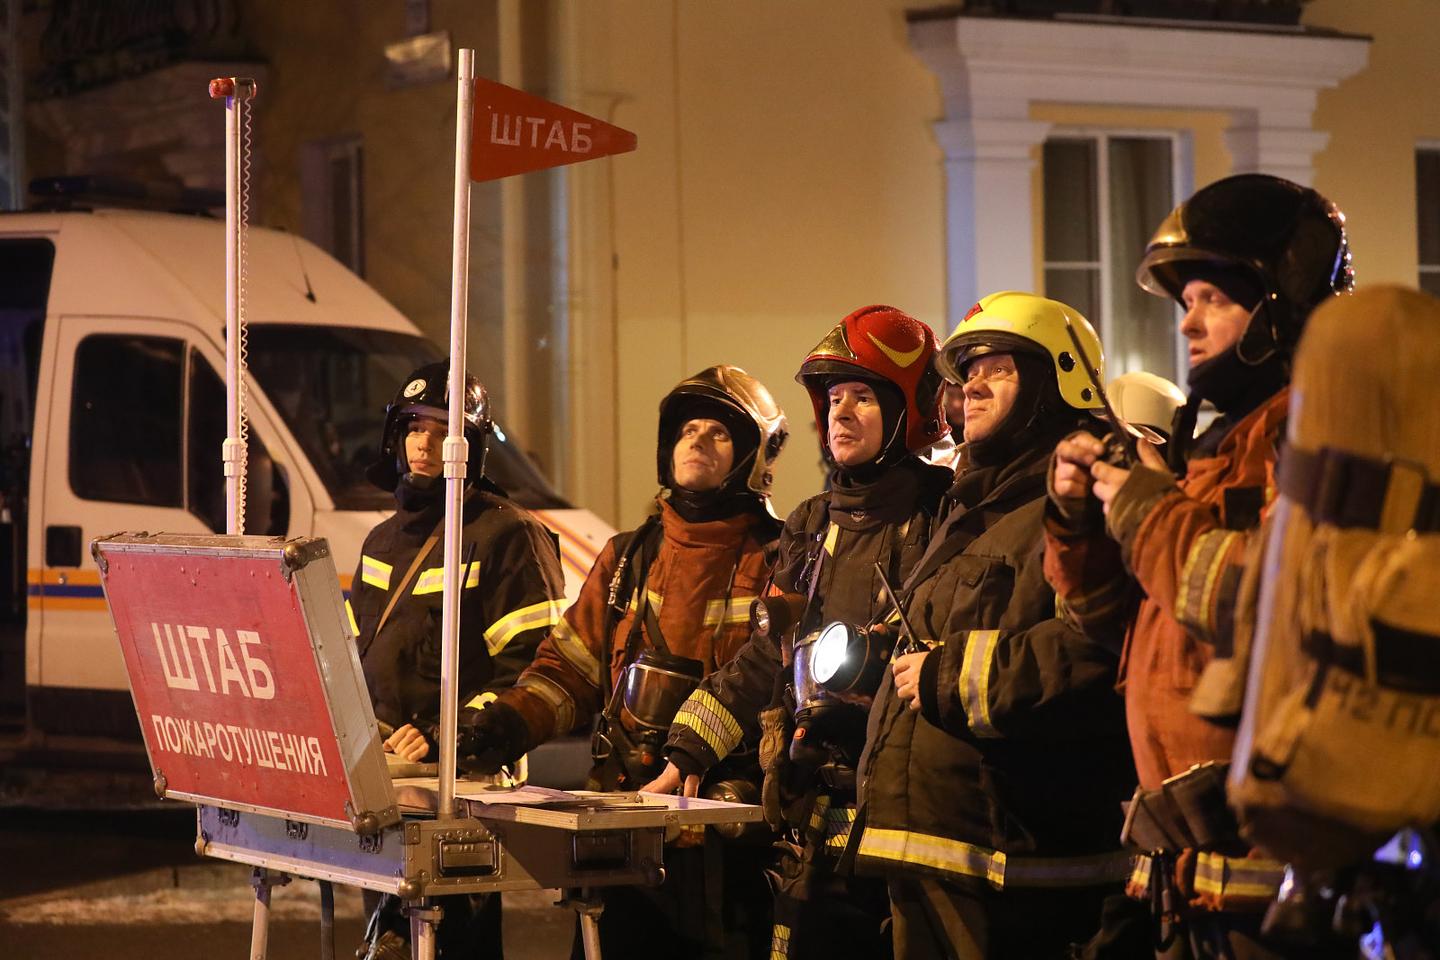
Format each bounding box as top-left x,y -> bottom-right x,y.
437,47 -> 476,821
209,75 -> 257,537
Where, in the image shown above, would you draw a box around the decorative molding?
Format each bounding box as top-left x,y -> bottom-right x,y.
908,12 -> 1370,325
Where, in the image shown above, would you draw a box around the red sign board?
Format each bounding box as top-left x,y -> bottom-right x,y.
102,548 -> 356,825
470,76 -> 636,182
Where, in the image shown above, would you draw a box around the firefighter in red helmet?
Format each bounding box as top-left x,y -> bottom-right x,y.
648,305 -> 953,959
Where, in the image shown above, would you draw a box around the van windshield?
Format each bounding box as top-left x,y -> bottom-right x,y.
246,326 -> 570,511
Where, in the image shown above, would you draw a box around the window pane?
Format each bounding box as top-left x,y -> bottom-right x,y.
1107,137 -> 1178,382
70,335 -> 182,505
1044,267 -> 1100,327
1422,271 -> 1440,299
245,326 -> 441,511
1043,139 -> 1099,263
187,353 -> 288,535
1417,149 -> 1440,267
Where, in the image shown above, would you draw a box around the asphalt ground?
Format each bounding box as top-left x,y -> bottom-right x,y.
0,806 -> 578,959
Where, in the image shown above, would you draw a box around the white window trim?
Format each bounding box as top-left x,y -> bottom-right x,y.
908,13 -> 1370,329
1045,125 -> 1191,377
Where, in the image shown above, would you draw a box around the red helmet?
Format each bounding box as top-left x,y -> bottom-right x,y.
796,305 -> 948,463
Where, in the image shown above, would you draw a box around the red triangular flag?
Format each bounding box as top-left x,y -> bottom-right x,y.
470,77 -> 637,182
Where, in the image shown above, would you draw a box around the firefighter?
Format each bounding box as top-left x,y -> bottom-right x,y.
447,365 -> 788,960
1044,174 -> 1354,957
349,360 -> 566,959
873,291 -> 1137,959
649,305 -> 955,959
1223,286 -> 1440,952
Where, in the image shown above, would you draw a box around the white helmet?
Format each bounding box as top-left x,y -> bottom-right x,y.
1108,371 -> 1186,444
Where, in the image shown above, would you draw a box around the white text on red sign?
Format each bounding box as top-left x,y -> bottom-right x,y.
489,114 -> 594,153
152,623 -> 276,699
150,713 -> 329,776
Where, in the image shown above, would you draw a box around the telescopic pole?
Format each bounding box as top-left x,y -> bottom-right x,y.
437,48 -> 476,821
210,76 -> 257,536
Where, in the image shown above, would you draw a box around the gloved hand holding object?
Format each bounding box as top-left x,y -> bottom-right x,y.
443,700 -> 530,776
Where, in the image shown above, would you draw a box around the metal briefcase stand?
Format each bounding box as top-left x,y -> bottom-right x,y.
96,531 -> 758,960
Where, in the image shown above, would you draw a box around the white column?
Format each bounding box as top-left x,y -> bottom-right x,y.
1224,111 -> 1332,188
934,116 -> 1051,330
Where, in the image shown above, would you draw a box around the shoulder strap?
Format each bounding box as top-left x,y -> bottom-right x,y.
597,514 -> 663,693
375,517 -> 444,638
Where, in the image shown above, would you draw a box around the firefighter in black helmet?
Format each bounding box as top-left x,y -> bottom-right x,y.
444,364 -> 788,960
349,360 -> 565,960
1046,174 -> 1354,958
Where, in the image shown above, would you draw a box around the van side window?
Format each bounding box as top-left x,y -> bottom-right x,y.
70,335 -> 183,506
188,352 -> 288,535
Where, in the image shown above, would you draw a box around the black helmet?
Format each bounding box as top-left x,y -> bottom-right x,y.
366,361 -> 492,491
656,365 -> 787,500
1136,174 -> 1354,355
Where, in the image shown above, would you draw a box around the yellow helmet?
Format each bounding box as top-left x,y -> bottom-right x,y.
937,291 -> 1104,411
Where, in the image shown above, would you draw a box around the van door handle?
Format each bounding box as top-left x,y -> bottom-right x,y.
45,525 -> 82,568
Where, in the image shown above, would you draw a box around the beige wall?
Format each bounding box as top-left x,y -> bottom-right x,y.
1305,0 -> 1440,288
572,0 -> 947,529
241,0 -> 513,429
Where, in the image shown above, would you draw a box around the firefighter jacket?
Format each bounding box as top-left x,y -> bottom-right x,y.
1044,388 -> 1288,791
665,457 -> 953,780
350,484 -> 565,732
497,498 -> 777,750
855,428 -> 1136,893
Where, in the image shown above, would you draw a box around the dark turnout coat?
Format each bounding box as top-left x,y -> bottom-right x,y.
350,484 -> 566,732
856,436 -> 1136,892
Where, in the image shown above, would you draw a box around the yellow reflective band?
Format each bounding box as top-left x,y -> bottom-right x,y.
822,805 -> 857,852
1129,854 -> 1152,891
857,827 -> 1132,890
345,599 -> 359,637
806,794 -> 832,833
465,691 -> 499,710
1193,852 -> 1287,901
550,618 -> 601,687
360,555 -> 392,590
1176,529 -> 1240,638
672,689 -> 743,760
823,523 -> 839,556
623,587 -> 665,615
958,630 -> 1002,738
413,561 -> 481,596
516,672 -> 577,735
704,595 -> 755,627
769,923 -> 791,960
483,599 -> 564,656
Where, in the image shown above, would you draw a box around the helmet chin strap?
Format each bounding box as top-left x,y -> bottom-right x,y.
1235,296 -> 1286,367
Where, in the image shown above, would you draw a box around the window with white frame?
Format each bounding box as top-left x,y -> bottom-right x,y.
1042,131 -> 1188,384
300,136 -> 365,277
1417,146 -> 1440,299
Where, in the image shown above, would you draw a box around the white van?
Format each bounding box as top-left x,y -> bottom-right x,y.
0,206 -> 612,772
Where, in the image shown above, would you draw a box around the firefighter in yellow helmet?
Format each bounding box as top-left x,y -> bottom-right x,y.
864,292 -> 1138,958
